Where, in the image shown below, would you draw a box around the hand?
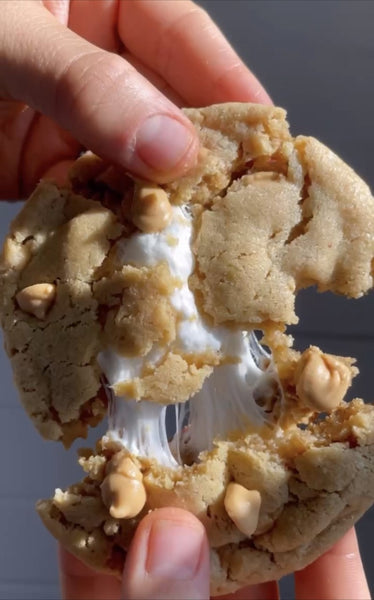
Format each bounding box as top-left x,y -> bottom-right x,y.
59,508 -> 371,600
0,0 -> 271,199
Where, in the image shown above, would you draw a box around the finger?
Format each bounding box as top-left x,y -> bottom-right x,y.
121,51 -> 185,107
118,0 -> 272,107
0,100 -> 36,199
58,544 -> 121,600
122,507 -> 210,600
213,581 -> 279,600
294,528 -> 371,600
18,111 -> 82,196
43,0 -> 70,26
1,1 -> 199,183
68,0 -> 121,52
42,158 -> 76,187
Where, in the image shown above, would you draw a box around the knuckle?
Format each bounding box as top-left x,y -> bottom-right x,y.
53,51 -> 133,128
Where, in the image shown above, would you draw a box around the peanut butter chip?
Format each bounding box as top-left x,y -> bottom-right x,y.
101,473 -> 146,519
224,483 -> 261,537
16,283 -> 56,319
108,453 -> 143,481
295,346 -> 352,411
131,183 -> 172,233
100,453 -> 146,519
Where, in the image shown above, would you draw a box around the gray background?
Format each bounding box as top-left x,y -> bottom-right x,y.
1,1 -> 373,598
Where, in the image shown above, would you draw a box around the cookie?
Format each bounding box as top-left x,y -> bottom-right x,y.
0,103 -> 373,593
36,399 -> 374,595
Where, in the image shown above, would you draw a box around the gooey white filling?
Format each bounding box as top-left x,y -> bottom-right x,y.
99,207 -> 282,467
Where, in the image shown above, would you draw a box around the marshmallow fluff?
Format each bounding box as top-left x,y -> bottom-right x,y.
99,207 -> 283,467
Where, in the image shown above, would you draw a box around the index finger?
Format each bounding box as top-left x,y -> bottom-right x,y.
118,0 -> 272,107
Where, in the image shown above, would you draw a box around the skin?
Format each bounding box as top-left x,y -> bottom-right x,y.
59,511 -> 371,600
0,1 -> 370,598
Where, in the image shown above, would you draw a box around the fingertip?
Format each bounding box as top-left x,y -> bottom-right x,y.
123,508 -> 210,600
325,526 -> 360,557
126,113 -> 200,184
295,528 -> 371,600
214,64 -> 273,106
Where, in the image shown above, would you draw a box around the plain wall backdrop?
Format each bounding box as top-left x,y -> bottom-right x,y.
0,1 -> 373,598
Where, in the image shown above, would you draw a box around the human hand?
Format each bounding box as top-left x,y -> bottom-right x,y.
0,0 -> 271,199
59,508 -> 371,600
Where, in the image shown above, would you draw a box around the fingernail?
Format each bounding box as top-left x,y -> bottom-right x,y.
146,519 -> 204,580
136,115 -> 197,174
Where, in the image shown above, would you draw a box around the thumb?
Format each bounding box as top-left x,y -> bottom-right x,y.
122,508 -> 210,600
0,1 -> 199,183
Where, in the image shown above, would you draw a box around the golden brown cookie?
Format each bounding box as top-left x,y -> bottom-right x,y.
36,399 -> 374,595
0,103 -> 373,593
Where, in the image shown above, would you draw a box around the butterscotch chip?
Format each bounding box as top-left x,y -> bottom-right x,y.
131,183 -> 172,233
224,483 -> 261,537
108,453 -> 143,481
295,346 -> 355,411
16,283 -> 56,319
101,473 -> 146,519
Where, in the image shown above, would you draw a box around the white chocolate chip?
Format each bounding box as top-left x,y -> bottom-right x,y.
295,346 -> 353,412
224,483 -> 261,537
131,183 -> 172,233
16,283 -> 56,319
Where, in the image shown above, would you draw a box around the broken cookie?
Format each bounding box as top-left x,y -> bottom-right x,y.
0,103 -> 373,595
